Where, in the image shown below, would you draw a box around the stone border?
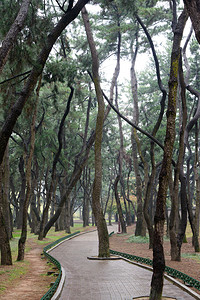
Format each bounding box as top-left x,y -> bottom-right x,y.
50,267 -> 66,300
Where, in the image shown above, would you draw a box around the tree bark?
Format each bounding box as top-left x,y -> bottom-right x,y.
183,0 -> 200,44
114,175 -> 126,233
0,208 -> 12,265
17,156 -> 26,229
0,0 -> 31,74
150,8 -> 188,299
169,53 -> 188,261
0,158 -> 12,265
193,122 -> 200,251
129,36 -> 147,237
82,7 -> 109,257
1,144 -> 12,239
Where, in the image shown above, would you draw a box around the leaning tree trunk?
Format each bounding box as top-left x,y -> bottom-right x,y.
17,80 -> 40,261
82,7 -> 109,257
149,9 -> 188,300
38,87 -> 73,240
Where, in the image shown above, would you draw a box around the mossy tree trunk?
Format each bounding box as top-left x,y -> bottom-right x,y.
82,7 -> 109,257
149,9 -> 188,299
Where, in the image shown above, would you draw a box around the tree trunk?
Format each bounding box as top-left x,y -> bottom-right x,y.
43,131 -> 96,237
169,52 -> 188,261
176,170 -> 188,260
0,208 -> 12,265
183,0 -> 200,44
82,167 -> 91,227
108,191 -> 114,226
0,160 -> 12,265
132,133 -> 146,236
0,0 -> 31,74
65,196 -> 71,234
38,87 -> 74,240
17,156 -> 26,229
1,144 -> 12,239
17,80 -> 39,261
136,14 -> 167,247
82,7 -> 109,257
114,175 -> 126,233
150,9 -> 188,299
194,122 -> 200,251
130,43 -> 146,237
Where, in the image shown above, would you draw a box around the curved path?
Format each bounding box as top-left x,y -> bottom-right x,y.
50,226 -> 199,300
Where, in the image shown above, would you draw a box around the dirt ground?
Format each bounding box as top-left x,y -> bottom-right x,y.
0,239 -> 53,300
0,225 -> 200,299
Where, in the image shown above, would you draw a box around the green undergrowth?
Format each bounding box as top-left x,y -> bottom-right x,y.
181,252 -> 200,262
126,234 -> 170,244
127,235 -> 149,244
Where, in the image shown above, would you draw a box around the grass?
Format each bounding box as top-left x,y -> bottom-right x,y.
127,233 -> 170,244
0,261 -> 28,294
181,252 -> 200,262
127,234 -> 149,244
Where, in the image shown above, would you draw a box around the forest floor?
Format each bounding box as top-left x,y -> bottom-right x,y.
0,223 -> 200,299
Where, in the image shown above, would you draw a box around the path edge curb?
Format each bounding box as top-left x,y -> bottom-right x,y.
115,255 -> 200,300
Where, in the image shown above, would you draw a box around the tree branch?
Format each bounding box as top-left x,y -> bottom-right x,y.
88,69 -> 164,150
0,0 -> 90,165
0,70 -> 31,85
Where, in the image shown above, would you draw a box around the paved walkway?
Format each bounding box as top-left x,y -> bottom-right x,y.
50,226 -> 199,300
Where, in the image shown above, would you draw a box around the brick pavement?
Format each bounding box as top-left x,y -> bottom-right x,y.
50,226 -> 199,300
